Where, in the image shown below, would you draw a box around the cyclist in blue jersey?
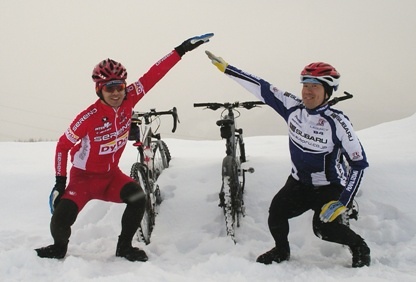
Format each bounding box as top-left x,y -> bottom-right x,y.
205,51 -> 370,268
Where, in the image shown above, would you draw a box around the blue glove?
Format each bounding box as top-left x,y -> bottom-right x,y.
174,33 -> 214,57
49,176 -> 67,214
319,200 -> 347,223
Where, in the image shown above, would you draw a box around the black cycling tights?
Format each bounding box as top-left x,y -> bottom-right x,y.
268,176 -> 363,250
50,182 -> 146,246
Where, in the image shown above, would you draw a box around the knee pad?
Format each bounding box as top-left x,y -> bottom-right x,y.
120,182 -> 146,204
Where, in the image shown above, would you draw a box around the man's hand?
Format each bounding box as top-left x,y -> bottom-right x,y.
319,200 -> 347,223
205,50 -> 228,72
49,176 -> 67,214
175,33 -> 214,57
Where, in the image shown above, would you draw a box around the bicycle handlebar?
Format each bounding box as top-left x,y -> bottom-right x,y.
328,91 -> 353,106
193,101 -> 265,111
132,107 -> 179,133
194,92 -> 352,110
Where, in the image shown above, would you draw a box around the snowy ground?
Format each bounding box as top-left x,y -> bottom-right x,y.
1,114 -> 416,282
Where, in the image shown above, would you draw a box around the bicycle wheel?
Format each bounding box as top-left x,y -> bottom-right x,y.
235,135 -> 246,194
161,140 -> 171,165
236,133 -> 246,163
220,155 -> 243,242
151,140 -> 170,180
130,162 -> 155,245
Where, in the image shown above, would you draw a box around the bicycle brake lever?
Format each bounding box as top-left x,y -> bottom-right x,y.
212,103 -> 225,111
171,107 -> 179,133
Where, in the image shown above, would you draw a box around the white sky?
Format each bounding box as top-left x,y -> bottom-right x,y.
1,0 -> 415,141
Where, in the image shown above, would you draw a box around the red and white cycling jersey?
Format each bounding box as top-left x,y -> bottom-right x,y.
55,50 -> 181,176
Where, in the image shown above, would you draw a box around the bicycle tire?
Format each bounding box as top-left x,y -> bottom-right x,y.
237,134 -> 246,163
220,155 -> 243,242
161,140 -> 171,165
152,141 -> 169,180
130,162 -> 155,245
235,135 -> 246,193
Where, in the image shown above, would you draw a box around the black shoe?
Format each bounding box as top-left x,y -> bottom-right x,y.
256,247 -> 290,265
35,243 -> 67,259
116,239 -> 148,262
350,241 -> 371,268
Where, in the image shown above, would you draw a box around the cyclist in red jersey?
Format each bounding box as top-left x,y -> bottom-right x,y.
35,33 -> 213,262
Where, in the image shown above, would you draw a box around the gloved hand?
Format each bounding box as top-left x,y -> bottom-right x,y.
205,50 -> 229,72
49,176 -> 67,214
319,200 -> 347,223
174,33 -> 214,57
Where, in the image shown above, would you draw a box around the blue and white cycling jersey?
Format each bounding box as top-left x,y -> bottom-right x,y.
224,65 -> 369,206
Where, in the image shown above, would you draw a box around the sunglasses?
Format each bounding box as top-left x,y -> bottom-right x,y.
102,83 -> 126,93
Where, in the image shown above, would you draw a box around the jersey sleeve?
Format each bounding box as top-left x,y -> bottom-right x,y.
126,50 -> 182,105
333,113 -> 369,206
224,65 -> 301,121
55,132 -> 76,177
54,112 -> 87,177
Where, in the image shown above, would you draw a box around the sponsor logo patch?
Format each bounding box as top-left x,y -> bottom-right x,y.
98,132 -> 129,155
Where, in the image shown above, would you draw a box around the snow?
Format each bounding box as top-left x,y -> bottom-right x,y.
1,114 -> 416,282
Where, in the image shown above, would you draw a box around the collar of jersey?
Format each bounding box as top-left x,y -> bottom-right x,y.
304,103 -> 329,115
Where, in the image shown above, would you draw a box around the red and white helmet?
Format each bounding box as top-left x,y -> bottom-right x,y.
92,58 -> 127,91
300,62 -> 340,91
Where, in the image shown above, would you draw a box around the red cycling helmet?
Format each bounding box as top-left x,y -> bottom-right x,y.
300,62 -> 340,91
92,58 -> 127,92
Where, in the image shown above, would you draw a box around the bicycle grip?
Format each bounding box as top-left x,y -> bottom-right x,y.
193,103 -> 211,108
242,101 -> 265,109
193,102 -> 222,110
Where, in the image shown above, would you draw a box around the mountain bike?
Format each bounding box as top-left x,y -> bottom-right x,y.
128,107 -> 179,244
194,101 -> 264,243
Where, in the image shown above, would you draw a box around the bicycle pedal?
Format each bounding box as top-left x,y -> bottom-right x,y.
244,167 -> 255,173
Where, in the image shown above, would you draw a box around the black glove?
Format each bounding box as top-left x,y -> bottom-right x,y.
174,33 -> 214,57
49,176 -> 67,214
